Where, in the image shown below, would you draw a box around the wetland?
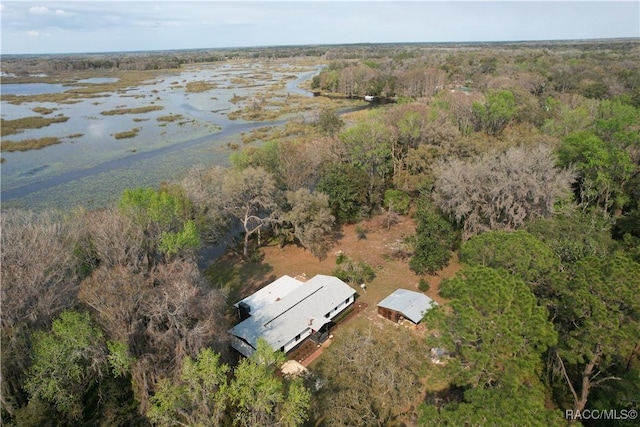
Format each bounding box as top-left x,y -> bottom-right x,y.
1,58 -> 357,210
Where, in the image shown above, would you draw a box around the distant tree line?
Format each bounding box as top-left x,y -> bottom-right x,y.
312,39 -> 640,106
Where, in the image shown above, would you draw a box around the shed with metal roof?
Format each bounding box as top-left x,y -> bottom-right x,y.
377,288 -> 437,324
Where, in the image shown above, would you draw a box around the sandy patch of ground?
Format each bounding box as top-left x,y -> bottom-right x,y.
258,214 -> 461,326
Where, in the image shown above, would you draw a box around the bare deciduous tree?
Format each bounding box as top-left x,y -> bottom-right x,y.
1,209 -> 79,329
218,167 -> 282,257
136,261 -> 228,412
394,67 -> 445,98
1,209 -> 80,416
316,325 -> 427,427
78,260 -> 228,415
76,208 -> 147,272
276,139 -> 328,191
78,266 -> 146,343
182,166 -> 282,257
440,90 -> 484,135
433,145 -> 576,240
281,189 -> 334,259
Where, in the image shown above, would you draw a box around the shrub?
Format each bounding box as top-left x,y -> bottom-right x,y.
333,254 -> 375,284
384,189 -> 411,215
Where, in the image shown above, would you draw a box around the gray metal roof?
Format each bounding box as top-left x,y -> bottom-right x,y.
233,275 -> 304,312
229,275 -> 356,353
377,288 -> 437,323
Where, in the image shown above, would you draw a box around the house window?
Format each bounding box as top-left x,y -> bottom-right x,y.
295,334 -> 301,341
345,297 -> 350,304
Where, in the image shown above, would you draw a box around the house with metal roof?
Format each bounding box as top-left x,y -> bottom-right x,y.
377,288 -> 437,325
228,274 -> 357,357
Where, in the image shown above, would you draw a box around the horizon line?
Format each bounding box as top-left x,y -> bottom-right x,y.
2,36 -> 639,57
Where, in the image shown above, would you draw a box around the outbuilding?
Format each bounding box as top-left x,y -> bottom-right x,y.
377,288 -> 437,325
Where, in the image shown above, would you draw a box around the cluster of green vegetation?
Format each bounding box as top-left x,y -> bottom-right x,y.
2,40 -> 639,426
333,252 -> 376,284
0,115 -> 69,136
100,105 -> 164,115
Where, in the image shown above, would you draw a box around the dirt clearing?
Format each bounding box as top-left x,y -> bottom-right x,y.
211,214 -> 462,327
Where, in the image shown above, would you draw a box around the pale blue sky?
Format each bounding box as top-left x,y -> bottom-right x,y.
1,1 -> 638,54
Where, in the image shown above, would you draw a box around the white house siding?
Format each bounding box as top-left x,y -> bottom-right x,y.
326,294 -> 354,318
282,327 -> 314,353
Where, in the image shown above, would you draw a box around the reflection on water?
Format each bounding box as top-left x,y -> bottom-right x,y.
17,164 -> 50,177
0,83 -> 76,96
77,77 -> 120,84
1,63 -> 323,211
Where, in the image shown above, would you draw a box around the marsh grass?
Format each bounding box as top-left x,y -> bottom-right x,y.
0,69 -> 176,105
229,94 -> 246,104
227,110 -> 241,120
185,81 -> 218,93
113,128 -> 140,139
241,126 -> 275,144
101,105 -> 163,115
31,106 -> 56,115
3,92 -> 104,105
230,77 -> 251,86
157,114 -> 184,122
1,115 -> 69,136
241,107 -> 281,121
225,88 -> 359,122
67,133 -> 84,139
1,136 -> 62,152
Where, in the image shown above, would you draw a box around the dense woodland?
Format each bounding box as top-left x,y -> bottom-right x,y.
2,40 -> 640,426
